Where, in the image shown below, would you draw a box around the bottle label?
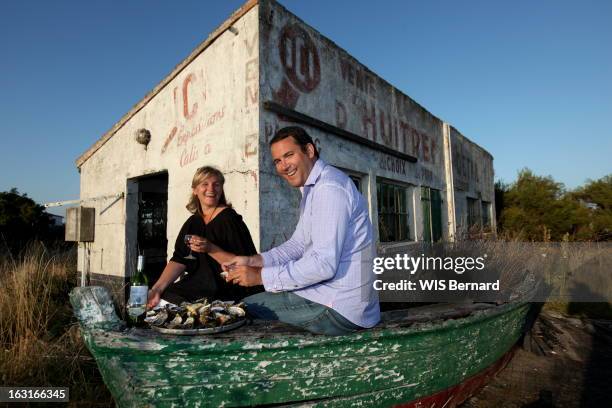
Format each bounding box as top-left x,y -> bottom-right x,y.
129,285 -> 148,306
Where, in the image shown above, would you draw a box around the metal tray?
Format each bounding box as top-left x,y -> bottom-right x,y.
150,318 -> 246,335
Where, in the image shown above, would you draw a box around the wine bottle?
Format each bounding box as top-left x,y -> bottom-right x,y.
127,255 -> 148,326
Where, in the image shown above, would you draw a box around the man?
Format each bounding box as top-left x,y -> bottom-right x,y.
224,126 -> 379,335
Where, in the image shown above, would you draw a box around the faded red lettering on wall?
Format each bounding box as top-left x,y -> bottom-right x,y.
162,105 -> 225,156
279,24 -> 320,93
172,70 -> 206,124
244,32 -> 257,57
379,110 -> 394,147
245,58 -> 258,82
176,107 -> 225,148
246,85 -> 258,107
453,145 -> 480,184
243,32 -> 259,157
339,57 -> 376,96
264,120 -> 279,143
273,23 -> 320,117
274,78 -> 300,110
361,102 -> 377,142
161,126 -> 178,154
180,144 -> 199,167
245,31 -> 258,111
335,100 -> 347,129
182,73 -> 198,120
348,98 -> 439,164
249,170 -> 258,188
419,167 -> 434,184
421,133 -> 430,162
244,133 -> 258,157
245,57 -> 258,108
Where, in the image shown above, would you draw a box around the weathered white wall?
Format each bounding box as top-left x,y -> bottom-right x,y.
78,6 -> 260,278
449,126 -> 495,235
258,0 -> 450,249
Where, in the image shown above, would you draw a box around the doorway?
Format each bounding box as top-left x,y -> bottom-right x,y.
126,172 -> 168,285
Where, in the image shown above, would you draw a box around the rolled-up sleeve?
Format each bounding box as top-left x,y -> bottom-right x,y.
261,184 -> 351,292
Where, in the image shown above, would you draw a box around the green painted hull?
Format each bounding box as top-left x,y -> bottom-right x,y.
70,287 -> 532,407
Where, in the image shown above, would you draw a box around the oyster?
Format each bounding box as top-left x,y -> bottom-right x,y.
215,313 -> 232,325
144,309 -> 168,326
144,297 -> 246,330
185,303 -> 204,317
197,304 -> 210,314
165,314 -> 183,329
178,316 -> 195,329
228,306 -> 246,317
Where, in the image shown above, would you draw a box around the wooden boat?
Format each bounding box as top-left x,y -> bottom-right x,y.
70,286 -> 535,407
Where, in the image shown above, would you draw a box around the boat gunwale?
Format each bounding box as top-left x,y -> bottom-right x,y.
78,299 -> 531,356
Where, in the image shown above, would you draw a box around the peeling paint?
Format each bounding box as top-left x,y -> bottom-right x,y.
72,286 -> 531,407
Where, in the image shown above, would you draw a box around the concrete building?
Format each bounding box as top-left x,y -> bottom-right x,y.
74,0 -> 495,289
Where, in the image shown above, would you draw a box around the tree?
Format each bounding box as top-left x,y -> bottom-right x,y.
498,169 -> 585,241
496,170 -> 612,241
0,188 -> 52,253
570,175 -> 612,240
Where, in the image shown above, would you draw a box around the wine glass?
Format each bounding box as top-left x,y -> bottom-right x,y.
184,234 -> 196,260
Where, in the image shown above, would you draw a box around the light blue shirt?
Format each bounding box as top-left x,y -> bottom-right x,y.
261,159 -> 380,328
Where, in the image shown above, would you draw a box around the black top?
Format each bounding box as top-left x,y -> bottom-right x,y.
163,208 -> 263,304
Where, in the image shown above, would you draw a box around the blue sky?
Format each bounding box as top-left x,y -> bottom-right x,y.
1,0 -> 610,216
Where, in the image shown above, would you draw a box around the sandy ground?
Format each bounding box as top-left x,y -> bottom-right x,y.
461,310 -> 612,408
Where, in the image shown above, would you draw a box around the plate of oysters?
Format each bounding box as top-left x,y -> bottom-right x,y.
145,299 -> 247,335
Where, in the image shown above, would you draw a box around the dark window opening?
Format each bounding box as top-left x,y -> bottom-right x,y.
467,197 -> 480,229
349,175 -> 362,192
377,181 -> 410,242
422,187 -> 442,242
481,201 -> 491,229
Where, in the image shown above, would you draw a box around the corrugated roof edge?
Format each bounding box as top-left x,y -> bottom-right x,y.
75,0 -> 259,169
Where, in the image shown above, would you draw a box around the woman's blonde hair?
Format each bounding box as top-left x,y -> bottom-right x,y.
186,166 -> 230,216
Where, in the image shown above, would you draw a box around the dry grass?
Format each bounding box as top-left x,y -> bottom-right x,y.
0,243 -> 112,406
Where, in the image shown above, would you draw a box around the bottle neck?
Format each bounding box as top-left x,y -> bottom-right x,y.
132,271 -> 147,285
133,255 -> 147,285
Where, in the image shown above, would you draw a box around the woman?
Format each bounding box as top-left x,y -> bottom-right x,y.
147,166 -> 262,308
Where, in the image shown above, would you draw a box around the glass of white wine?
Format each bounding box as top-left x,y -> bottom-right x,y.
184,234 -> 197,260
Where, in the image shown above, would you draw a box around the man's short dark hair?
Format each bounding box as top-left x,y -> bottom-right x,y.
269,126 -> 319,158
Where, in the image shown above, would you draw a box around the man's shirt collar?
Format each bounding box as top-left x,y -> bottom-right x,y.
304,158 -> 325,187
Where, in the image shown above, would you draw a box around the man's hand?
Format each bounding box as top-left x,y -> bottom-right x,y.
222,254 -> 264,271
222,255 -> 250,271
225,265 -> 263,287
188,235 -> 209,253
147,287 -> 162,309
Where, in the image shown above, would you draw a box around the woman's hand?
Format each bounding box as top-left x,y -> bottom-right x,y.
147,287 -> 162,309
188,235 -> 209,253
